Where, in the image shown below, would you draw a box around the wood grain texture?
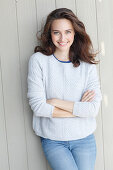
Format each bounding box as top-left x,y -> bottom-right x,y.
56,0 -> 76,13
96,0 -> 113,169
0,55 -> 9,170
15,0 -> 47,169
0,0 -> 28,170
35,1 -> 56,169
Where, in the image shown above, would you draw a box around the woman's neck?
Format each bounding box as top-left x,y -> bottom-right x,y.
54,50 -> 70,61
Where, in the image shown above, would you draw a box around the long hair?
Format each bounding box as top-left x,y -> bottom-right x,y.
34,8 -> 99,67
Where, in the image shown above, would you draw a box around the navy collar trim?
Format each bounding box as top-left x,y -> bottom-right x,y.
53,54 -> 71,63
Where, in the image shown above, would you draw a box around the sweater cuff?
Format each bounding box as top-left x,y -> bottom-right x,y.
72,102 -> 81,116
50,105 -> 55,118
72,101 -> 92,117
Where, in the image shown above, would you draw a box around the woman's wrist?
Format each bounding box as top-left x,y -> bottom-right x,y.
52,106 -> 75,118
53,98 -> 74,113
47,98 -> 74,113
46,98 -> 57,106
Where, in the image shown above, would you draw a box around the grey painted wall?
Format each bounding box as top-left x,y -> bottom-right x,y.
0,0 -> 113,170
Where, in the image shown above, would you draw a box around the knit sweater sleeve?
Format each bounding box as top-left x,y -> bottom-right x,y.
72,64 -> 102,118
27,54 -> 54,118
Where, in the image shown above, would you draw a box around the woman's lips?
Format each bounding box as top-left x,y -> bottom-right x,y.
58,42 -> 68,46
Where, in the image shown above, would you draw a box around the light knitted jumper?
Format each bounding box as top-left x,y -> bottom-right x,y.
27,52 -> 102,141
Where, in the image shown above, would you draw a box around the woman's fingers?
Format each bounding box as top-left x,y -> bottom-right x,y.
82,92 -> 95,102
81,90 -> 90,100
87,97 -> 94,102
83,91 -> 95,100
83,92 -> 95,102
81,90 -> 95,102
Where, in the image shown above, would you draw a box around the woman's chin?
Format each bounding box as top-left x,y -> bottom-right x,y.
56,46 -> 70,51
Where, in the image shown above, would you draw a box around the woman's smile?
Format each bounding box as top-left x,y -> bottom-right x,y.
58,41 -> 68,46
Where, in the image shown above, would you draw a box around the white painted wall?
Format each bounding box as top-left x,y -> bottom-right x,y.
0,0 -> 112,170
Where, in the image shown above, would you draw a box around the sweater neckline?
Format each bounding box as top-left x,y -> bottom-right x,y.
52,54 -> 71,63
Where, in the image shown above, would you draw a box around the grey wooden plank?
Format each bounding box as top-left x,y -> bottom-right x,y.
76,1 -> 104,170
0,55 -> 9,170
0,1 -> 28,170
36,0 -> 56,32
76,0 -> 98,50
15,0 -> 48,169
96,0 -> 113,169
35,1 -> 56,169
56,0 -> 76,13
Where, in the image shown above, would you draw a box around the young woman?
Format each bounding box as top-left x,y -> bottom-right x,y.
27,8 -> 102,170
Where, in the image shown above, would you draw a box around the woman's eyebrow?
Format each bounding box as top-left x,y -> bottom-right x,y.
52,29 -> 73,31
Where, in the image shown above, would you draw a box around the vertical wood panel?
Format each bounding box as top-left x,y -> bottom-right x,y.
75,1 -> 104,169
0,56 -> 9,170
76,0 -> 98,50
0,1 -> 28,170
96,0 -> 113,169
36,0 -> 56,31
35,1 -> 56,169
15,0 -> 47,169
56,0 -> 76,13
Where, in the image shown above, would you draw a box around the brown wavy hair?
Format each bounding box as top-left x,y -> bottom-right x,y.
34,8 -> 99,67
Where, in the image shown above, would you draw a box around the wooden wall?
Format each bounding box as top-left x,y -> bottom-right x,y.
0,0 -> 113,169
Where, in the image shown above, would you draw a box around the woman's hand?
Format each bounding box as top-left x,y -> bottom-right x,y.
81,90 -> 95,102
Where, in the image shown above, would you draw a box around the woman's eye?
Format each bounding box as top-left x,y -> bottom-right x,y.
66,31 -> 71,34
53,32 -> 59,35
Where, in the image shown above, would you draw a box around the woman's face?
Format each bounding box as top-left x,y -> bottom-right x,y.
51,19 -> 75,52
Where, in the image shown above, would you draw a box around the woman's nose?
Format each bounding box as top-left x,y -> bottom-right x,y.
59,34 -> 65,41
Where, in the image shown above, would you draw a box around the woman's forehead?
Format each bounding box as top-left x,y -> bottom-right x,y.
51,19 -> 74,30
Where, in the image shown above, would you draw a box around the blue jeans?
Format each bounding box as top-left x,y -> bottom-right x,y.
40,133 -> 97,170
